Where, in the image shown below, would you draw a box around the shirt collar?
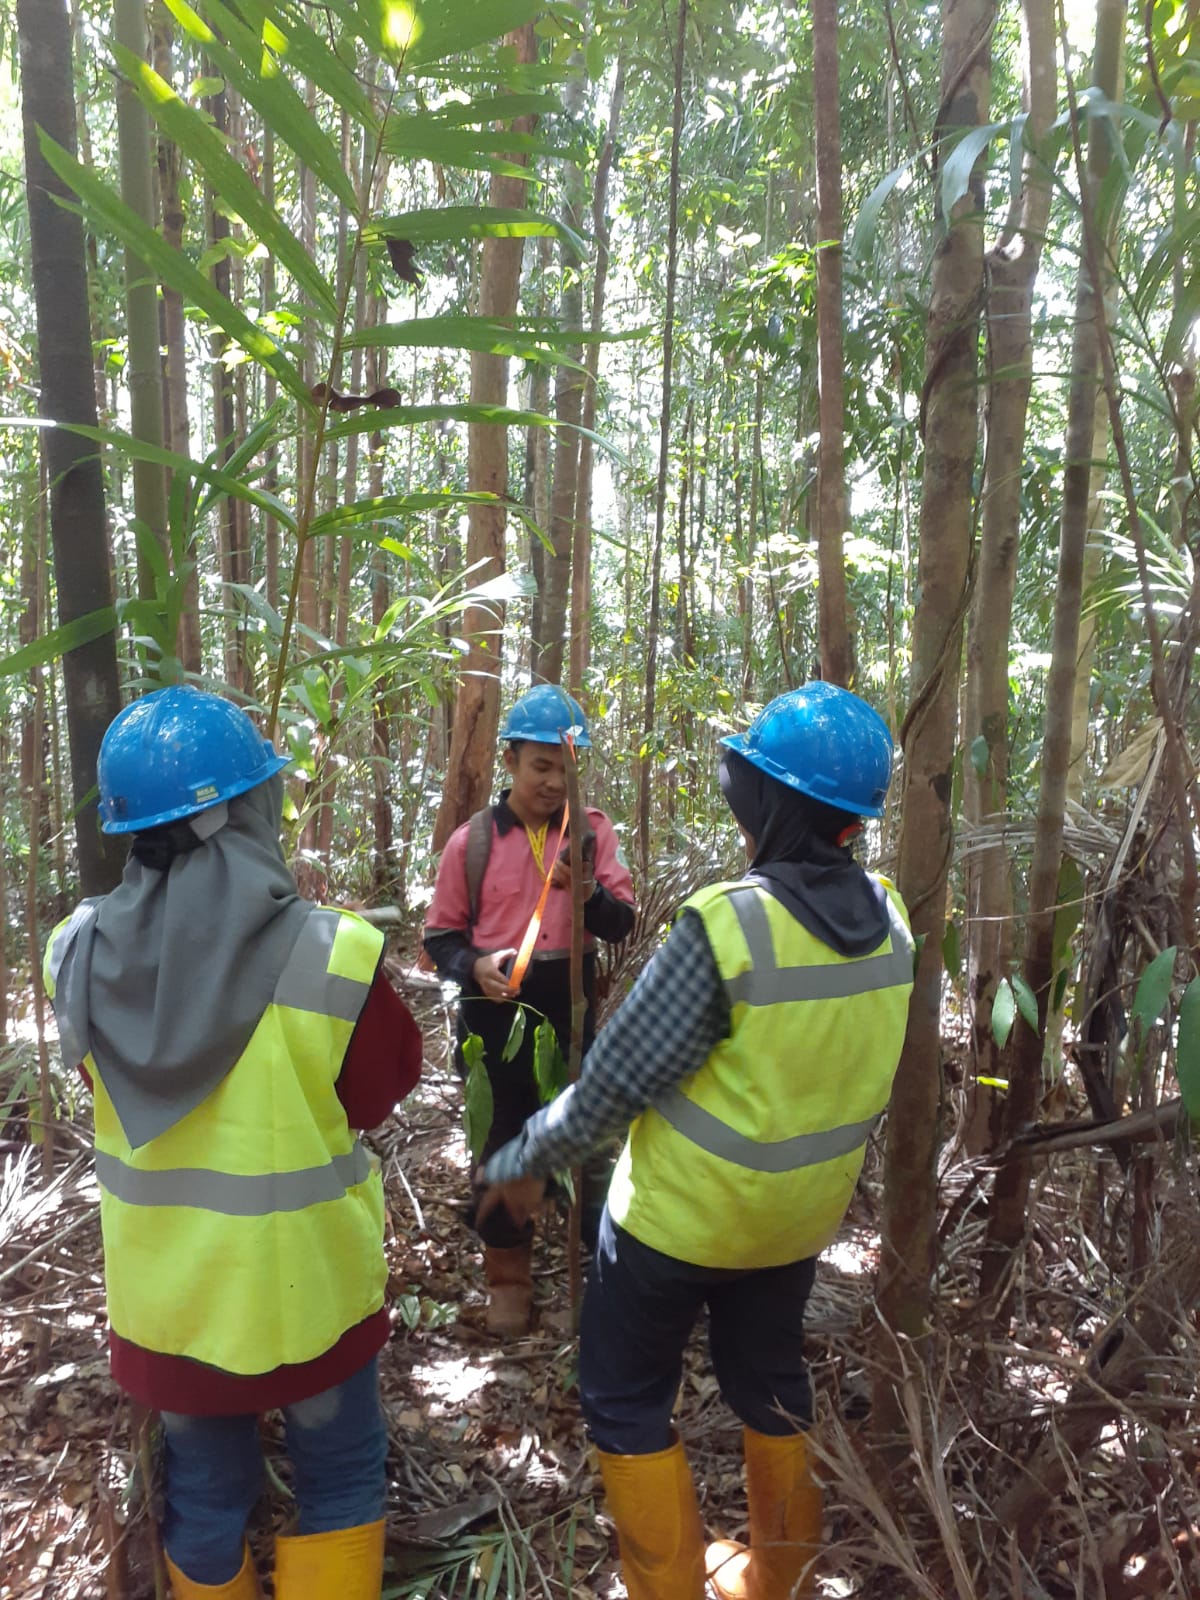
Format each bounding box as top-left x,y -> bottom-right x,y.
494,788 -> 566,837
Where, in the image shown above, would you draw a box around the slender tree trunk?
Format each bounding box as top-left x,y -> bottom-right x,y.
874,0 -> 993,1438
962,0 -> 1055,1153
151,3 -> 201,674
535,41 -> 586,687
261,126 -> 280,614
571,55 -> 626,693
206,86 -> 245,693
982,0 -> 1127,1301
812,0 -> 852,685
18,0 -> 124,895
432,23 -> 539,849
635,0 -> 687,874
114,0 -> 170,635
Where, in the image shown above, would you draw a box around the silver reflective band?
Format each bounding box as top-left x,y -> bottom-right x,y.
724,885 -> 913,1007
273,908 -> 373,1023
95,1144 -> 373,1215
654,1089 -> 879,1173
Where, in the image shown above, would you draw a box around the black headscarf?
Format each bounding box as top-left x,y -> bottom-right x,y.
718,747 -> 890,957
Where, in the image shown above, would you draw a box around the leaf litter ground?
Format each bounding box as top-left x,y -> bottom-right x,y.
5,974 -> 1200,1598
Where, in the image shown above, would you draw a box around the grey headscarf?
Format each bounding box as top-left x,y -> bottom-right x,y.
50,774 -> 312,1149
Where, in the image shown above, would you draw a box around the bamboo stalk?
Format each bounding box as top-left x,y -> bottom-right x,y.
560,731 -> 586,1328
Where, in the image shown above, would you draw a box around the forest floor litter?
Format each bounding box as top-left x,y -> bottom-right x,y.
3,966 -> 1199,1599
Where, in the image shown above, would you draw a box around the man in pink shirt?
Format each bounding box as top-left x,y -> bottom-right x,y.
424,686 -> 635,1334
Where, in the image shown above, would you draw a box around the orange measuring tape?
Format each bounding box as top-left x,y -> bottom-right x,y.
505,801 -> 569,995
505,731 -> 580,996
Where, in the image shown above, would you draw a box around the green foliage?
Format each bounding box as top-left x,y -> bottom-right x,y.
461,1032 -> 493,1163
1177,977 -> 1200,1121
532,1018 -> 567,1103
1131,946 -> 1178,1039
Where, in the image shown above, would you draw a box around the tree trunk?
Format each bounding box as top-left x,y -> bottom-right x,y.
151,2 -> 201,675
114,0 -> 170,637
962,0 -> 1055,1153
535,47 -> 586,688
432,23 -> 539,850
635,0 -> 687,875
874,0 -> 993,1433
812,0 -> 852,686
206,85 -> 246,694
18,0 -> 125,895
982,0 -> 1127,1301
571,55 -> 626,693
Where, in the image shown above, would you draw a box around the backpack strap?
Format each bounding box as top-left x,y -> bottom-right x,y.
464,806 -> 495,931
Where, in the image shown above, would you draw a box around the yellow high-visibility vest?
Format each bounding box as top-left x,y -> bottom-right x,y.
45,907 -> 387,1375
607,878 -> 914,1269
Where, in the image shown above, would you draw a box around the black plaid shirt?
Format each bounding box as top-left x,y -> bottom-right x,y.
482,909 -> 731,1182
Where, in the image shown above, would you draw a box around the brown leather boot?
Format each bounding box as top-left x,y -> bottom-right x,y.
484,1243 -> 533,1336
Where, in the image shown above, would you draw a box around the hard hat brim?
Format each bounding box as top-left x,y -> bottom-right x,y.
101,752 -> 292,834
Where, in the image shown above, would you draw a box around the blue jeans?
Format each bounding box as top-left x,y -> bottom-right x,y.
579,1208 -> 816,1455
160,1358 -> 388,1585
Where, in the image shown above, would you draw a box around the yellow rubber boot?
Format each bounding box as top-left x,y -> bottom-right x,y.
166,1544 -> 261,1599
707,1428 -> 822,1599
274,1519 -> 385,1600
596,1437 -> 706,1600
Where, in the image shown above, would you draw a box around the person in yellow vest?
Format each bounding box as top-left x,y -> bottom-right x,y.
43,687 -> 423,1600
476,682 -> 914,1599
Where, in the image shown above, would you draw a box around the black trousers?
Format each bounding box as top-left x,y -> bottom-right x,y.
579,1206 -> 816,1454
458,958 -> 598,1248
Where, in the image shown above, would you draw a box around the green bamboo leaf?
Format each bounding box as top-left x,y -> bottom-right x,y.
38,130 -> 310,410
342,316 -> 647,353
64,421 -> 299,530
1176,977 -> 1200,1120
0,608 -> 118,678
229,0 -> 377,131
111,43 -> 337,319
382,116 -> 571,175
309,489 -> 509,535
435,93 -> 560,125
991,978 -> 1016,1049
1131,946 -> 1177,1035
162,0 -> 358,212
365,206 -> 586,254
349,0 -> 541,68
322,402 -> 625,466
849,153 -> 922,261
1011,972 -> 1040,1034
341,315 -> 587,370
939,117 -> 1020,227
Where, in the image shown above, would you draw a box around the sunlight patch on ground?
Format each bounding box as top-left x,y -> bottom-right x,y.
409,1352 -> 494,1410
822,1238 -> 871,1278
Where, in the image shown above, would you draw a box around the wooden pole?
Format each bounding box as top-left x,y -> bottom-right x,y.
561,731 -> 586,1326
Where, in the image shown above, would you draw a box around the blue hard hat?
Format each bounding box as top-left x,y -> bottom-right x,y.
721,682 -> 894,818
98,685 -> 291,834
499,685 -> 592,748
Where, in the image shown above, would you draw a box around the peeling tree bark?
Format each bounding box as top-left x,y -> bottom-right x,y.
962,0 -> 1055,1154
982,0 -> 1127,1302
432,24 -> 539,850
874,0 -> 993,1442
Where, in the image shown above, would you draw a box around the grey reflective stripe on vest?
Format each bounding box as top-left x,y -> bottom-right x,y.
652,1089 -> 879,1174
722,884 -> 913,1007
272,908 -> 373,1023
95,1143 -> 373,1215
